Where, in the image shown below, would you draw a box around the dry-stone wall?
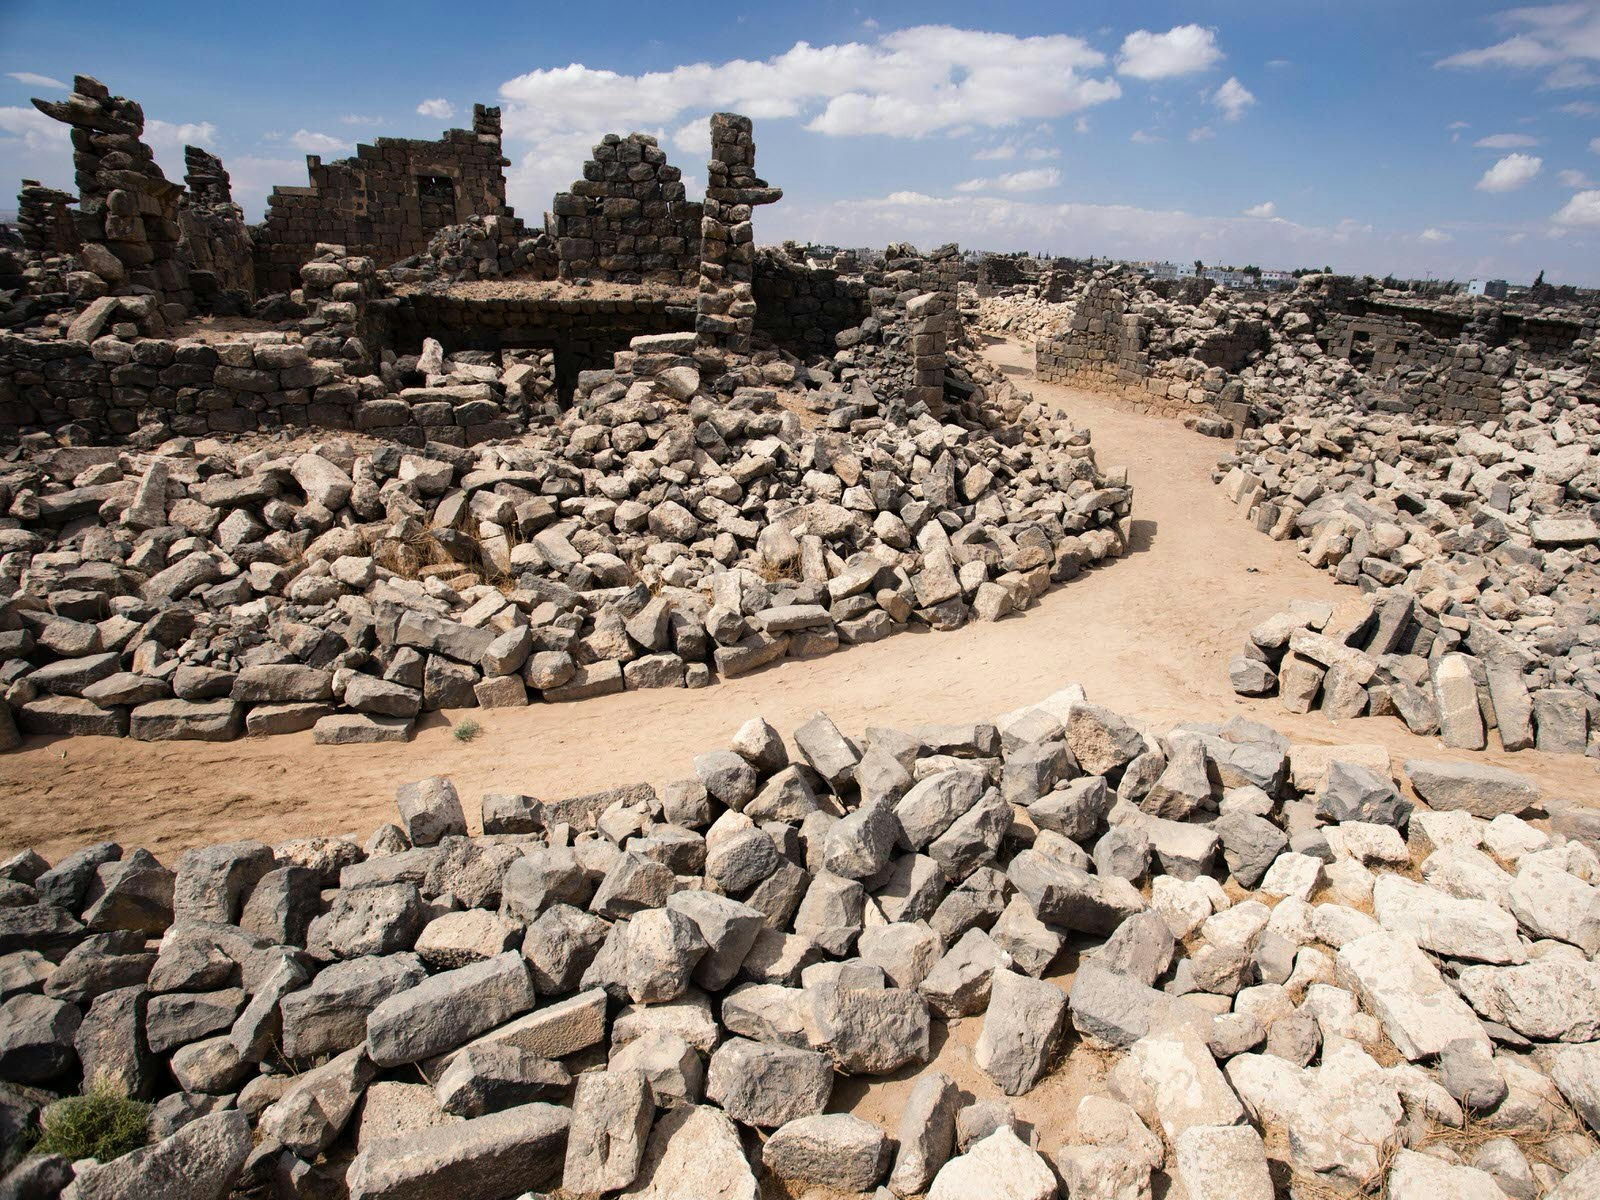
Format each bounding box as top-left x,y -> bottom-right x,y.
551,134 -> 701,286
257,106 -> 512,294
2,686 -> 1599,1199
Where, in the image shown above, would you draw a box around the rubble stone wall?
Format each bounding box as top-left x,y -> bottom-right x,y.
551,134 -> 702,286
752,254 -> 870,357
256,106 -> 511,294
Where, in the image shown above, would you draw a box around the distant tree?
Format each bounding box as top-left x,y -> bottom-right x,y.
1193,259 -> 1204,275
1532,269 -> 1546,288
1323,264 -> 1332,274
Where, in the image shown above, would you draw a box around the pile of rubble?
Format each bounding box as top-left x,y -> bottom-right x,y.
387,217 -> 558,287
0,323 -> 1129,750
3,688 -> 1599,1199
1228,592 -> 1595,756
1216,398 -> 1600,756
965,286 -> 1074,345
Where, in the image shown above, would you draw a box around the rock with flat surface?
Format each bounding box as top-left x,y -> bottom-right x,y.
762,1113 -> 889,1192
888,1071 -> 959,1196
1173,1124 -> 1274,1200
705,1037 -> 832,1128
928,1127 -> 1057,1200
1404,759 -> 1539,819
1372,875 -> 1526,964
975,969 -> 1067,1095
564,1068 -> 654,1194
70,1109 -> 251,1200
346,1103 -> 569,1200
1336,931 -> 1490,1060
617,1104 -> 758,1200
366,952 -> 536,1066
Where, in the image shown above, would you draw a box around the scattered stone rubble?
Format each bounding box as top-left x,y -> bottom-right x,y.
1217,394 -> 1600,756
0,319 -> 1128,749
3,687 -> 1599,1199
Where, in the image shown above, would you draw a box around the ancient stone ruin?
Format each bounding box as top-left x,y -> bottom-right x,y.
1,66 -> 1599,1200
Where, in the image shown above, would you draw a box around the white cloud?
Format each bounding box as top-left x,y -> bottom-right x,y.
1188,125 -> 1216,142
340,113 -> 386,126
1116,25 -> 1223,79
1212,77 -> 1256,121
0,104 -> 69,152
1130,129 -> 1163,144
1476,152 -> 1543,191
144,119 -> 219,149
1474,132 -> 1541,148
495,25 -> 1122,217
954,167 -> 1061,193
972,142 -> 1017,160
1420,227 -> 1452,243
1554,188 -> 1600,225
7,71 -> 66,89
1244,201 -> 1276,217
287,129 -> 347,154
671,119 -> 707,157
1267,58 -> 1292,69
1557,100 -> 1600,116
1560,168 -> 1597,187
1024,145 -> 1060,160
1073,116 -> 1090,134
1437,6 -> 1600,90
416,98 -> 456,120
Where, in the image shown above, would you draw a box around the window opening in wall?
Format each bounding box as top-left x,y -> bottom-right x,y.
417,175 -> 456,233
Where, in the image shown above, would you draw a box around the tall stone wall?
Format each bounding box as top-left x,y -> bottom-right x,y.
30,76 -> 191,313
15,181 -> 79,256
178,146 -> 255,304
695,114 -> 781,364
551,134 -> 701,285
256,106 -> 511,293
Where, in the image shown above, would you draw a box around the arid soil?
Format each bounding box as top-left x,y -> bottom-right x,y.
2,336 -> 1594,861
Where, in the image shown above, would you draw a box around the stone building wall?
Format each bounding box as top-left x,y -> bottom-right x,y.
31,76 -> 192,312
551,133 -> 702,285
15,182 -> 79,256
256,106 -> 511,293
752,251 -> 870,356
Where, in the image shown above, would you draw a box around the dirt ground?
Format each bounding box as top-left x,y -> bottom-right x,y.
2,336 -> 1595,861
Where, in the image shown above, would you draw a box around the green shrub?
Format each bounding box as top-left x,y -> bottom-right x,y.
33,1081 -> 149,1163
452,718 -> 482,743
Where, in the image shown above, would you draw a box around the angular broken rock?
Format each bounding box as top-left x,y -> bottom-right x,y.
762,1112 -> 889,1192
617,1104 -> 758,1200
70,1109 -> 252,1200
1403,759 -> 1539,819
705,1037 -> 832,1127
928,1127 -> 1057,1200
564,1067 -> 655,1194
975,968 -> 1067,1095
435,1043 -> 571,1117
1335,931 -> 1490,1060
346,1103 -> 569,1200
889,1070 -> 960,1196
366,952 -> 536,1066
394,777 -> 467,846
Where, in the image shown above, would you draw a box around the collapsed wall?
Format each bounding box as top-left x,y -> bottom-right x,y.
551,133 -> 702,286
256,106 -> 512,293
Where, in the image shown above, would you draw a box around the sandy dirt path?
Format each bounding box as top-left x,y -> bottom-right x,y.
3,337 -> 1594,859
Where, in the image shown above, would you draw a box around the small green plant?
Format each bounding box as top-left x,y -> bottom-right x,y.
452,718 -> 482,744
32,1080 -> 150,1162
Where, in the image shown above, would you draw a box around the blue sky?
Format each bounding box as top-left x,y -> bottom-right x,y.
7,1 -> 1600,282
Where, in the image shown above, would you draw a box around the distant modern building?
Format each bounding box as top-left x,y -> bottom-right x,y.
1467,278 -> 1509,299
1149,261 -> 1196,281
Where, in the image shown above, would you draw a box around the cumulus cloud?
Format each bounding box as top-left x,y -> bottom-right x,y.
7,71 -> 66,89
287,129 -> 347,154
144,119 -> 219,149
972,142 -> 1017,161
1244,201 -> 1276,217
1130,129 -> 1163,144
1212,77 -> 1256,121
1420,227 -> 1452,242
495,25 -> 1122,216
0,104 -> 69,152
1024,145 -> 1060,160
1188,125 -> 1216,142
1116,25 -> 1223,79
671,119 -> 707,157
1475,132 -> 1540,148
1559,168 -> 1597,187
954,167 -> 1061,193
416,98 -> 455,120
1554,188 -> 1600,225
1476,152 -> 1543,191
